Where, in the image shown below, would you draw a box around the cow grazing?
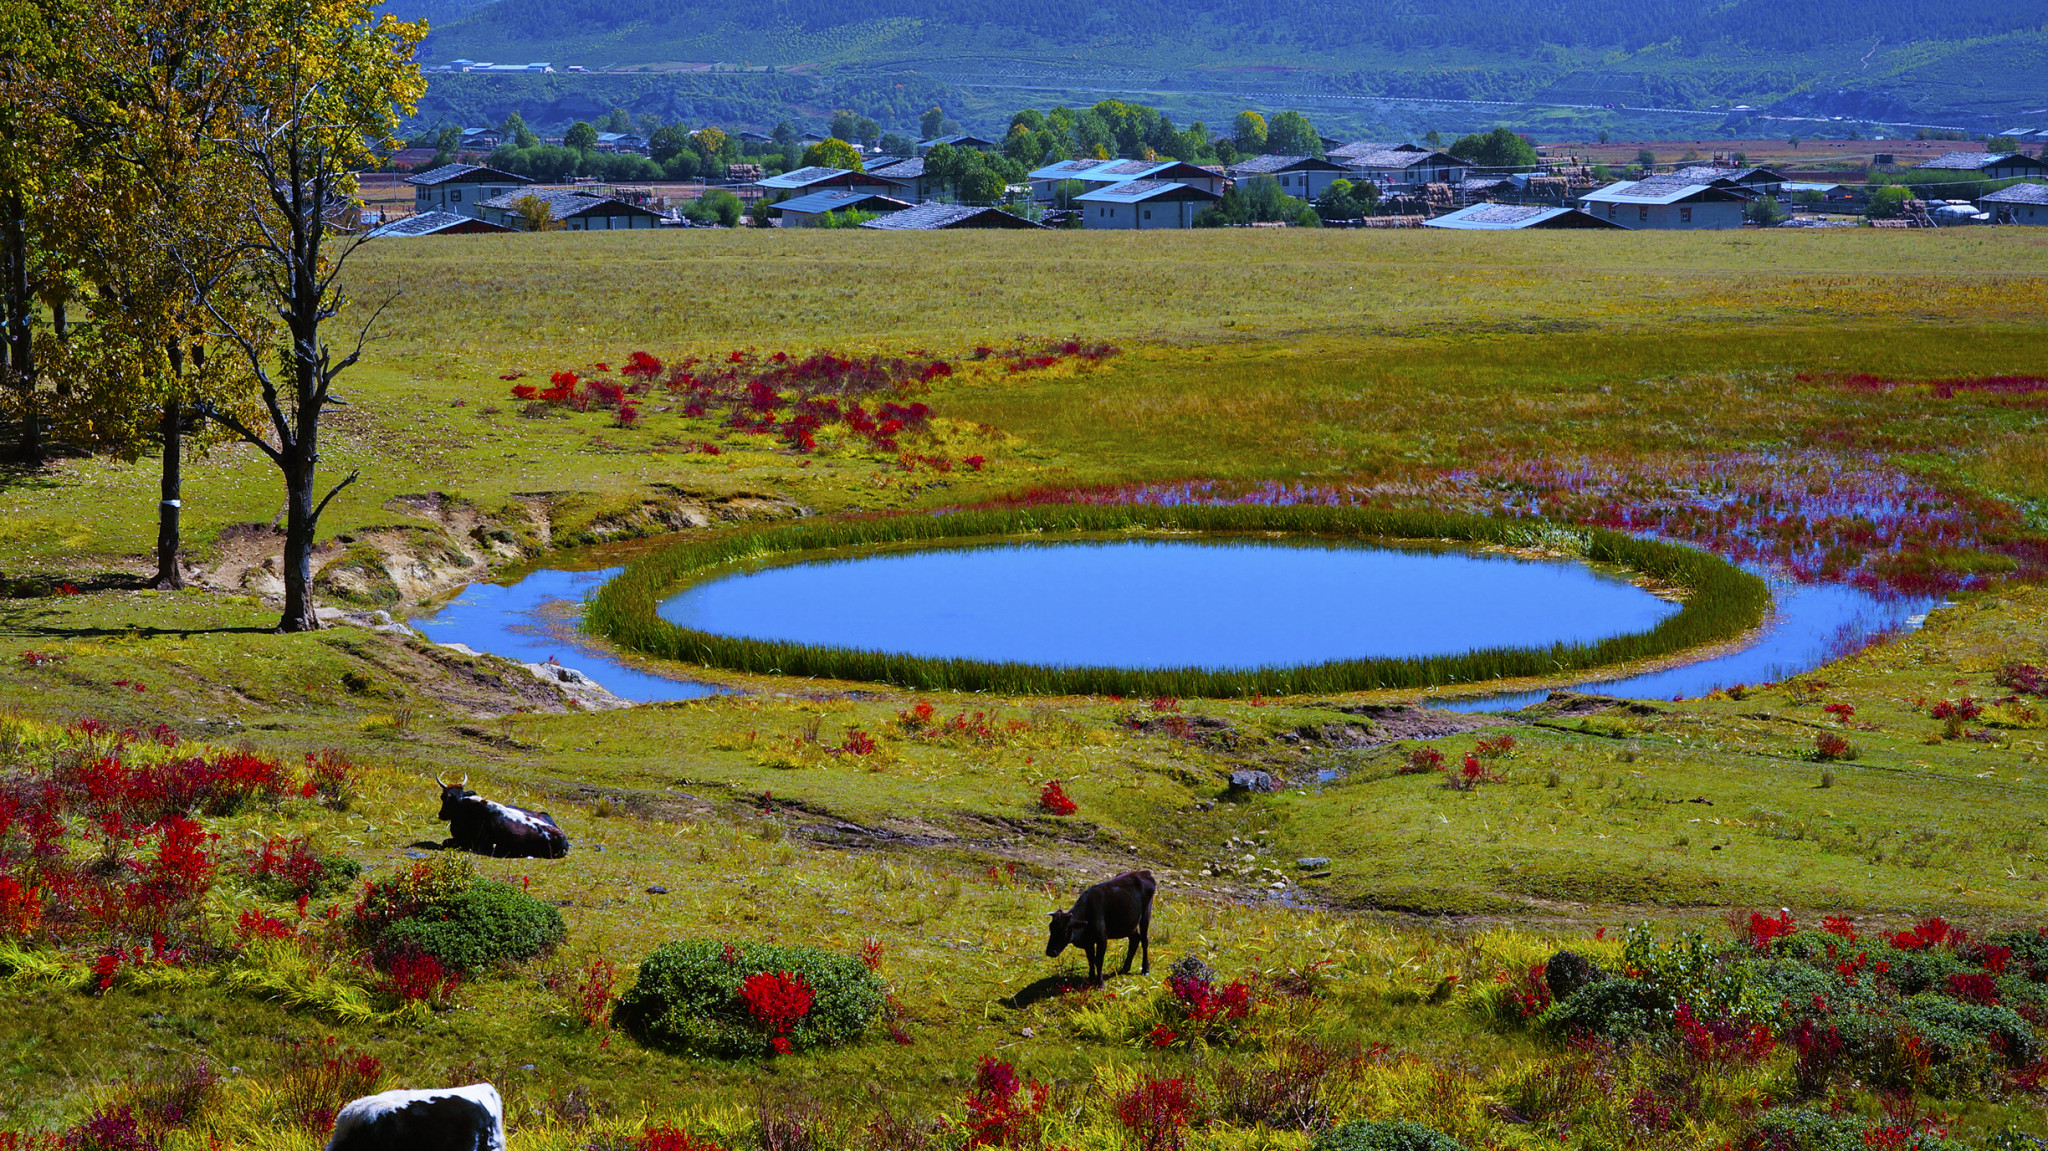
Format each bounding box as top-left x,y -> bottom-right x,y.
326,1083 -> 504,1151
436,775 -> 569,859
1046,869 -> 1155,986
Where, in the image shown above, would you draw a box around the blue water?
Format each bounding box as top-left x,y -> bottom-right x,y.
1438,579 -> 1937,711
656,539 -> 1682,670
409,567 -> 719,703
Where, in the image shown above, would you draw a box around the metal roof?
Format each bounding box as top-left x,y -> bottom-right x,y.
860,203 -> 1049,230
1028,159 -> 1108,181
1332,148 -> 1461,170
475,188 -> 663,217
1423,204 -> 1622,230
867,156 -> 926,179
404,163 -> 532,187
1981,182 -> 2048,205
1579,179 -> 1744,206
1916,151 -> 2039,171
365,211 -> 514,237
1327,140 -> 1424,159
772,190 -> 910,215
920,134 -> 998,149
755,166 -> 868,189
1074,179 -> 1222,205
1227,154 -> 1341,175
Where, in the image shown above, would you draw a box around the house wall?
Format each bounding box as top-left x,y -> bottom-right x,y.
1270,169 -> 1341,198
1588,198 -> 1744,229
1080,199 -> 1202,229
1981,199 -> 2047,224
415,181 -> 525,219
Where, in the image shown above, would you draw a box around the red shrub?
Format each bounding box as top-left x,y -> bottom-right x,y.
303,749 -> 359,810
962,1057 -> 1049,1148
573,957 -> 618,1029
1822,702 -> 1856,724
1744,909 -> 1797,951
1509,962 -> 1552,1019
246,835 -> 332,900
860,938 -> 884,971
1115,1075 -> 1201,1151
1948,972 -> 2000,1005
897,701 -> 936,730
1674,1002 -> 1775,1064
278,1039 -> 384,1131
1997,663 -> 2046,696
378,949 -> 458,1006
1149,697 -> 1180,712
639,1128 -> 731,1151
0,876 -> 45,938
1823,915 -> 1858,941
1814,732 -> 1854,761
1037,780 -> 1077,816
739,970 -> 814,1039
1891,917 -> 1953,951
235,909 -> 296,943
1400,747 -> 1444,774
837,729 -> 878,756
1473,733 -> 1517,758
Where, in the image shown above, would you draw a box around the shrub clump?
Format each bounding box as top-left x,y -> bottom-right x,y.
347,856 -> 564,973
613,939 -> 887,1058
1313,1118 -> 1468,1151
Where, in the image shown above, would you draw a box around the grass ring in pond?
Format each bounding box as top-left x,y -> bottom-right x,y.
586,505 -> 1771,698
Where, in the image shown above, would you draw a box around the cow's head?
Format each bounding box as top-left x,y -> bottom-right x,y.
1045,909 -> 1073,957
435,774 -> 476,822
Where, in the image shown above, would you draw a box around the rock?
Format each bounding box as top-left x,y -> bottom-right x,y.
521,660 -> 632,711
1228,770 -> 1280,794
1019,1027 -> 1035,1039
1296,856 -> 1332,869
1169,954 -> 1215,985
646,884 -> 668,895
1545,949 -> 1607,1002
405,850 -> 429,859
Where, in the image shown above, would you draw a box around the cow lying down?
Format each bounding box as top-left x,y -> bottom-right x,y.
436,774 -> 569,859
326,1082 -> 503,1151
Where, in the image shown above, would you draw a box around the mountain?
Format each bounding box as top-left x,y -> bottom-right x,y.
404,0 -> 2048,133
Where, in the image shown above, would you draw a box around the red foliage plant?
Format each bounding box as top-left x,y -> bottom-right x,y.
1038,780 -> 1077,816
739,970 -> 814,1042
639,1128 -> 731,1151
1400,747 -> 1444,775
1744,909 -> 1797,951
1473,733 -> 1517,758
574,957 -> 619,1029
1822,702 -> 1856,724
303,749 -> 360,809
1813,732 -> 1854,762
1115,1075 -> 1201,1151
1891,917 -> 1955,952
1948,972 -> 2000,1006
1673,1002 -> 1776,1065
962,1056 -> 1050,1148
246,835 -> 332,900
378,948 -> 459,1006
278,1038 -> 384,1131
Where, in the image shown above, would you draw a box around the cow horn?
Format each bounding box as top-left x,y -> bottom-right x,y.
460,773 -> 469,786
435,773 -> 447,787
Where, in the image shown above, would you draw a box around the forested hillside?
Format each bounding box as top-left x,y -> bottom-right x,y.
401,0 -> 2048,132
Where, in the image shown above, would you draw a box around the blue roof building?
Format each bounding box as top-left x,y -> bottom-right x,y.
1074,179 -> 1221,229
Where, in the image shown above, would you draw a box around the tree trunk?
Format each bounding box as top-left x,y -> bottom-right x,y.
2,193 -> 40,467
151,394 -> 184,589
277,449 -> 318,632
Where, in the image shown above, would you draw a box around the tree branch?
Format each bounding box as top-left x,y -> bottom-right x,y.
192,399 -> 284,466
312,467 -> 359,525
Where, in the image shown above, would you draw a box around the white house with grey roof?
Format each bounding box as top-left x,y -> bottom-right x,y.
1669,165 -> 1789,195
1027,158 -> 1225,202
1075,179 -> 1221,229
1978,182 -> 2048,224
866,156 -> 938,201
404,164 -> 534,218
771,190 -> 911,226
1226,155 -> 1348,199
1578,179 -> 1748,229
751,166 -> 895,200
366,210 -> 514,238
1328,147 -> 1470,191
1424,203 -> 1623,230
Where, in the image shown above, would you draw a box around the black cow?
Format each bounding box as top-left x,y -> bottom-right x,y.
326,1083 -> 503,1151
1045,869 -> 1155,986
436,775 -> 569,859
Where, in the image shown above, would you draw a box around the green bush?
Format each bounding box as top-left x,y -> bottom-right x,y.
350,858 -> 565,973
1899,996 -> 2038,1067
1747,1107 -> 1968,1151
1312,1118 -> 1468,1151
1535,977 -> 1668,1042
614,939 -> 887,1058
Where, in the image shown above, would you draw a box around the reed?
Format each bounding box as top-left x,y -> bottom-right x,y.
586,505 -> 1769,697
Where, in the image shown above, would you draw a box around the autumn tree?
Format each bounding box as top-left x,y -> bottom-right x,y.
802,137 -> 864,172
175,0 -> 425,630
1265,110 -> 1322,157
511,194 -> 561,231
0,0 -> 71,465
1231,111 -> 1267,154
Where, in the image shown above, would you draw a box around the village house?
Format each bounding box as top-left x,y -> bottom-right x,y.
458,127 -> 503,152
771,190 -> 911,226
1225,155 -> 1348,199
1577,178 -> 1749,228
1027,158 -> 1226,203
475,188 -> 665,231
860,203 -> 1048,230
1327,146 -> 1471,192
1670,165 -> 1789,195
404,163 -> 534,218
751,166 -> 896,201
866,156 -> 938,202
1978,182 -> 2048,224
1914,152 -> 2048,182
1075,179 -> 1221,229
916,134 -> 999,154
594,132 -> 649,155
1423,203 -> 1623,230
365,211 -> 515,238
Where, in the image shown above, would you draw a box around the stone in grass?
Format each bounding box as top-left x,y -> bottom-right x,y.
1169,954 -> 1215,986
1544,949 -> 1608,1003
1228,770 -> 1281,794
1296,856 -> 1332,869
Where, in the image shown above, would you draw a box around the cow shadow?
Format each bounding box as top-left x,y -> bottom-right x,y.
1000,974 -> 1090,1010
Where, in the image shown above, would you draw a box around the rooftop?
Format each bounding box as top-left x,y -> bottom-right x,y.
860,203 -> 1047,230
772,190 -> 910,215
1581,179 -> 1747,206
1074,179 -> 1222,204
404,163 -> 532,187
1423,204 -> 1619,230
1917,151 -> 2037,171
365,211 -> 513,237
1981,182 -> 2048,205
475,188 -> 662,217
755,165 -> 864,189
1227,154 -> 1339,175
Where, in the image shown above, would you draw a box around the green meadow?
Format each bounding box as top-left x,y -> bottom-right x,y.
3,228 -> 2048,1148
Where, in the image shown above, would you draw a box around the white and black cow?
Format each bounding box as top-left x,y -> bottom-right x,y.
326,1082 -> 504,1151
436,775 -> 570,859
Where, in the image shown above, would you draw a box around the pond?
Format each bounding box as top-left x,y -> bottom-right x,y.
654,538 -> 1680,670
412,539 -> 1935,708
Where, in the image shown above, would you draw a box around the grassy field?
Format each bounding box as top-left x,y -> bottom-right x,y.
2,228 -> 2047,1148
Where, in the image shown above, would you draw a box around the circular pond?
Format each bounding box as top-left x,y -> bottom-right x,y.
656,538 -> 1682,671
